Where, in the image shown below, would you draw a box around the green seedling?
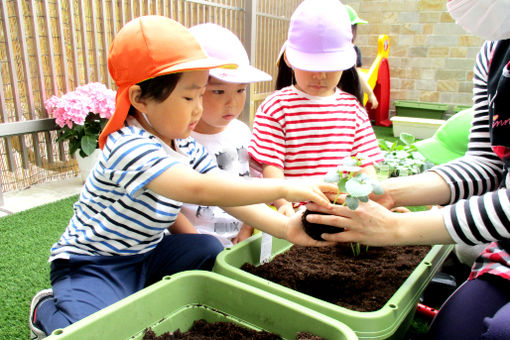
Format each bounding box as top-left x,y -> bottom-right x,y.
323,156 -> 384,210
304,156 -> 384,256
377,133 -> 432,177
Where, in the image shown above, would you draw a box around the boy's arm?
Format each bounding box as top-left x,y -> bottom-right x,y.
169,213 -> 198,234
262,164 -> 296,216
147,163 -> 336,208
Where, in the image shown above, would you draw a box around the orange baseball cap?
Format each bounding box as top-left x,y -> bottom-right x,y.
99,15 -> 237,149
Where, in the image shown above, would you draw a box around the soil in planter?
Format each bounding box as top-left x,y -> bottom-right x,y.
241,243 -> 431,312
142,319 -> 323,339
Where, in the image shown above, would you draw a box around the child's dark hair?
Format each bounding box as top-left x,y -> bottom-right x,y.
275,55 -> 363,104
128,73 -> 182,115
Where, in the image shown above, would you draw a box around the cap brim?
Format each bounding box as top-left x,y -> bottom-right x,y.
276,42 -> 287,66
415,137 -> 464,165
210,64 -> 272,83
152,56 -> 237,79
352,19 -> 368,24
285,45 -> 356,72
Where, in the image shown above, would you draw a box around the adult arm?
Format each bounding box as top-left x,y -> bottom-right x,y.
373,171 -> 452,208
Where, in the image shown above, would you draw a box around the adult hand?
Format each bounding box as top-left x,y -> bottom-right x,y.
303,200 -> 400,246
303,199 -> 452,246
283,210 -> 337,247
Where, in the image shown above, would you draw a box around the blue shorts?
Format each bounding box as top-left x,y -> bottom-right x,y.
36,233 -> 223,334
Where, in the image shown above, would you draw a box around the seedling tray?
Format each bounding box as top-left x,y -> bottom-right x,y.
213,234 -> 453,340
45,270 -> 357,340
394,100 -> 449,119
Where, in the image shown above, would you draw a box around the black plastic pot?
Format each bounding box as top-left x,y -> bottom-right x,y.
301,209 -> 344,241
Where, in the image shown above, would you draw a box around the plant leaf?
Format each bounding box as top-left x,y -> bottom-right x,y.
345,195 -> 359,210
81,134 -> 98,156
338,177 -> 348,193
400,132 -> 416,145
345,178 -> 373,197
358,195 -> 369,202
324,169 -> 340,183
341,157 -> 357,167
371,182 -> 384,195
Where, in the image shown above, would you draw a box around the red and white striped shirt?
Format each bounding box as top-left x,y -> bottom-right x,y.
249,85 -> 383,179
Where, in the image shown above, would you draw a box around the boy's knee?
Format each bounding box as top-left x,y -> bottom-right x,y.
195,234 -> 223,269
200,234 -> 224,255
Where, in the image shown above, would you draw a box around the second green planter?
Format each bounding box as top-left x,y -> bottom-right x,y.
213,233 -> 453,340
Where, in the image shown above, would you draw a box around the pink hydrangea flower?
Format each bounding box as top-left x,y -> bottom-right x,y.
45,82 -> 116,128
44,82 -> 116,157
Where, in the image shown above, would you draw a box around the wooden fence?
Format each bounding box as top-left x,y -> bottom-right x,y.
0,0 -> 300,193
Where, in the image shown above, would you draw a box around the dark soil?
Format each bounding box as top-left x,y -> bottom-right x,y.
142,320 -> 323,339
301,209 -> 344,241
241,243 -> 431,312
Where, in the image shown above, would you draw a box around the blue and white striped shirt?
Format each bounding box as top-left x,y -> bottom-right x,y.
49,118 -> 216,261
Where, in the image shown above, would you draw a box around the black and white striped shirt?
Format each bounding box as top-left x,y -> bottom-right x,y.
433,40 -> 510,248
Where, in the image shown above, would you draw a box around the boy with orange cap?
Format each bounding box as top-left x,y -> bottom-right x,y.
29,16 -> 336,338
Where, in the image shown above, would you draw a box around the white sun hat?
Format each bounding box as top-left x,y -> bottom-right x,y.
189,23 -> 272,83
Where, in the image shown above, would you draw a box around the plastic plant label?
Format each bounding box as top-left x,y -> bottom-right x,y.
259,232 -> 272,264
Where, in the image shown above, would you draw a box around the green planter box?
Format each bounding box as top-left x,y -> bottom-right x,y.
394,100 -> 449,120
46,271 -> 357,340
453,105 -> 472,113
213,234 -> 453,340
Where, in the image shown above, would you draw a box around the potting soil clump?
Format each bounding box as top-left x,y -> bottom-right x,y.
241,244 -> 431,312
142,319 -> 324,339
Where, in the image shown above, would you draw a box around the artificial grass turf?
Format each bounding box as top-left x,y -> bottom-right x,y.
373,125 -> 398,143
0,195 -> 77,340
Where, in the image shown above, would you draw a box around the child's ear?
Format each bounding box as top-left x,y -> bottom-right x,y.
128,85 -> 146,112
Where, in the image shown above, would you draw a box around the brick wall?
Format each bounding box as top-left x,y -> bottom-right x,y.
345,0 -> 484,113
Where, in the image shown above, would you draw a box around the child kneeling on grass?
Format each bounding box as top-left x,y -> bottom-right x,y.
29,16 -> 337,339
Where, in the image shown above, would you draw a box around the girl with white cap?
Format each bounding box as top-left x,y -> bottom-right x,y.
249,0 -> 384,216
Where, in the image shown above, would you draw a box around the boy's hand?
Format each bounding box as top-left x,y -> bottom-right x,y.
283,180 -> 338,209
231,224 -> 254,244
277,201 -> 296,217
282,211 -> 336,247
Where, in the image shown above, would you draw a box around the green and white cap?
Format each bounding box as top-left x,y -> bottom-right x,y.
344,5 -> 368,25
